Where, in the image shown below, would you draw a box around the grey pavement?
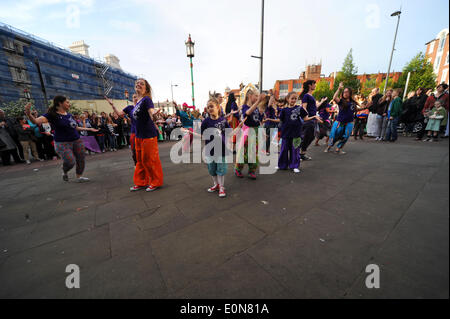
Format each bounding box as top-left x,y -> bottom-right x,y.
0,137 -> 448,299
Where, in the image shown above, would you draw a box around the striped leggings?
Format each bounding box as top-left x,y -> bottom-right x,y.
55,139 -> 86,175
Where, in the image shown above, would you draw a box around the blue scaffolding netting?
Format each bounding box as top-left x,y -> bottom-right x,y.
0,21 -> 137,112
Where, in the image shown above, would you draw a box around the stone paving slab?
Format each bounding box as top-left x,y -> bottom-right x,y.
0,137 -> 448,298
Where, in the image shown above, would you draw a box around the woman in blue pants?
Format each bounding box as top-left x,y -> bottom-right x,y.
326,82 -> 364,154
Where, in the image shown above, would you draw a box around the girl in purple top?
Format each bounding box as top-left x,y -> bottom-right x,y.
25,96 -> 98,182
298,80 -> 327,161
325,82 -> 362,154
235,90 -> 266,179
272,92 -> 321,173
314,98 -> 333,146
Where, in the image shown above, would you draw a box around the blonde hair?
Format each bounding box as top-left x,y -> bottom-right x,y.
136,78 -> 153,99
243,89 -> 256,105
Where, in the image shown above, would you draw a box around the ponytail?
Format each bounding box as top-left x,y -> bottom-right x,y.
299,80 -> 316,100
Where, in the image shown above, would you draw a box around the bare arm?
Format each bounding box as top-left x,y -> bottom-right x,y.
25,103 -> 48,125
246,94 -> 266,116
105,96 -> 125,117
333,82 -> 344,104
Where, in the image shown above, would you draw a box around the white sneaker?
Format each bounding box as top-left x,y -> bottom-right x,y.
275,166 -> 280,170
76,177 -> 90,183
293,168 -> 301,173
26,160 -> 31,165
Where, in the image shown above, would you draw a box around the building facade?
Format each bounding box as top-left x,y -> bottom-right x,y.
273,63 -> 401,99
425,28 -> 449,85
0,22 -> 137,112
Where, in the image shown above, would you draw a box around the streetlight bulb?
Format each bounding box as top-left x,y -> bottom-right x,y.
391,11 -> 401,17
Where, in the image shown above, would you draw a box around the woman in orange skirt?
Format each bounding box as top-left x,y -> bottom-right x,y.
129,78 -> 163,192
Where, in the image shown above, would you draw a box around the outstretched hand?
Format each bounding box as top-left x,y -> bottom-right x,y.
105,96 -> 114,106
24,102 -> 32,114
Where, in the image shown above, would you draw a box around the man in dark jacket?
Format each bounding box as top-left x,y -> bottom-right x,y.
0,109 -> 25,164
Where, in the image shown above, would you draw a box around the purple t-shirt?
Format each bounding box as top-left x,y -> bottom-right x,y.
201,116 -> 231,157
43,113 -> 80,142
241,104 -> 263,127
132,96 -> 158,139
231,101 -> 239,119
336,100 -> 357,123
279,106 -> 308,139
319,104 -> 331,122
264,106 -> 277,128
302,94 -> 317,116
123,104 -> 136,134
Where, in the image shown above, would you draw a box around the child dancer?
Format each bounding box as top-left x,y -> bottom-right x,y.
234,90 -> 266,179
201,97 -> 239,197
274,92 -> 322,173
314,98 -> 332,146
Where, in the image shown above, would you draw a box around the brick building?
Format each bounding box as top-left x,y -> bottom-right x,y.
273,63 -> 401,99
425,28 -> 449,85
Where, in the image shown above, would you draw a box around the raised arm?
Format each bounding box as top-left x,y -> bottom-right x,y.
333,82 -> 344,104
246,93 -> 266,116
25,103 -> 48,125
105,96 -> 125,117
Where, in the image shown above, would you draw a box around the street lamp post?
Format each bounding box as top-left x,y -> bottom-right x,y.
171,83 -> 178,103
251,0 -> 264,92
383,10 -> 402,94
185,34 -> 195,108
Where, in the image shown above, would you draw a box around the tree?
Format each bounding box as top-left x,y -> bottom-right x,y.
313,80 -> 334,101
397,52 -> 436,92
1,99 -> 84,117
333,49 -> 360,93
377,77 -> 401,91
361,78 -> 377,97
1,99 -> 32,118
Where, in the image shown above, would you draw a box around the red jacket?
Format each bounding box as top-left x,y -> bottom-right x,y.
422,93 -> 449,115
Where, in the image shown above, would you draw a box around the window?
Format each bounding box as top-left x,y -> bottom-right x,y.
441,69 -> 448,84
293,83 -> 301,91
428,41 -> 435,53
280,84 -> 289,91
446,53 -> 449,65
438,34 -> 446,52
435,56 -> 442,71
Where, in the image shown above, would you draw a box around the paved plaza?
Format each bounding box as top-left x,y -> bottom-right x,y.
0,137 -> 448,299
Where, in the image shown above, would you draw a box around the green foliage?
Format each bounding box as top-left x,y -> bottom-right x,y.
313,80 -> 334,100
397,52 -> 437,91
333,49 -> 361,93
361,78 -> 377,97
377,78 -> 401,91
68,102 -> 84,115
1,99 -> 33,118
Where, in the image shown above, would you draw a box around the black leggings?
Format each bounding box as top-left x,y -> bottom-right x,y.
300,122 -> 316,153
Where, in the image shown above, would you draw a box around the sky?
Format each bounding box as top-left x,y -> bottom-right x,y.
1,0 -> 449,107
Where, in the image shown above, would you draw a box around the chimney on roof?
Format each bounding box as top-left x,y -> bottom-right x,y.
69,40 -> 90,57
104,54 -> 122,69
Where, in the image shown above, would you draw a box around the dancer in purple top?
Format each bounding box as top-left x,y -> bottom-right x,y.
298,80 -> 327,161
25,96 -> 98,182
271,92 -> 322,173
